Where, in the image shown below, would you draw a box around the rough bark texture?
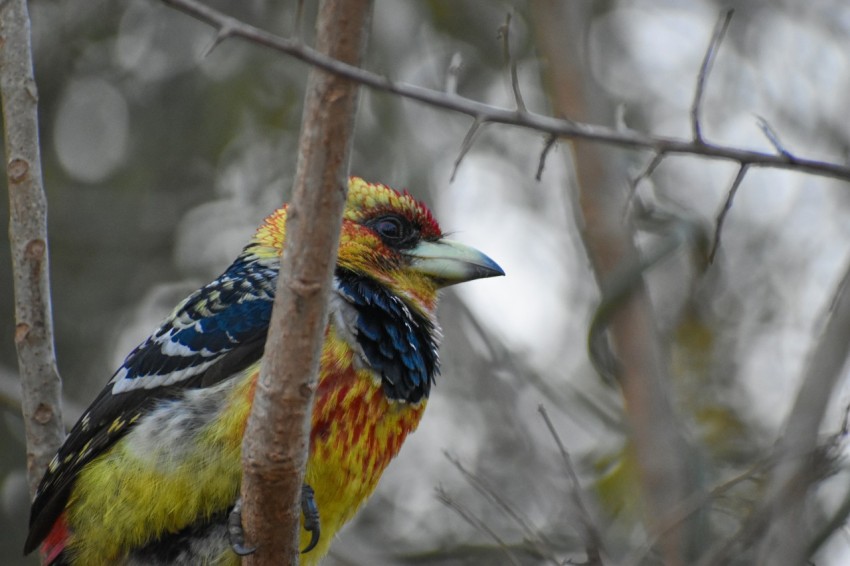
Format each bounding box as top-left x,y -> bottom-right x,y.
530,2 -> 696,564
1,0 -> 65,500
239,1 -> 373,564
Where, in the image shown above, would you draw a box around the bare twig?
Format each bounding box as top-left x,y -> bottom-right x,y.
756,259 -> 850,565
536,133 -> 558,181
691,10 -> 733,143
538,405 -> 605,566
0,0 -> 65,498
624,152 -> 665,219
709,163 -> 748,263
435,487 -> 524,566
756,115 -> 793,159
445,52 -> 462,95
239,1 -> 373,564
450,116 -> 484,182
499,11 -> 527,113
161,0 -> 850,184
200,23 -> 234,58
628,457 -> 770,565
444,452 -> 560,566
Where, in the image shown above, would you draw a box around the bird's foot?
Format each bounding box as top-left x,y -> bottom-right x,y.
228,497 -> 257,556
301,483 -> 320,554
226,486 -> 319,556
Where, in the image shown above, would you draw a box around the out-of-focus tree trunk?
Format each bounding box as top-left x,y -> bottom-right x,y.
239,1 -> 373,564
530,3 -> 697,564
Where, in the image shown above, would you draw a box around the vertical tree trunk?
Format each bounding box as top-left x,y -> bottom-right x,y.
240,1 -> 374,564
531,2 -> 696,564
0,0 -> 64,500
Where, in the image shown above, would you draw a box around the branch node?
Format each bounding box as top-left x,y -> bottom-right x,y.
8,157 -> 30,182
624,152 -> 665,219
691,9 -> 734,144
756,115 -> 794,160
201,24 -> 234,58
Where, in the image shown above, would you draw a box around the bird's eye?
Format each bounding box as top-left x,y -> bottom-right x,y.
368,215 -> 418,248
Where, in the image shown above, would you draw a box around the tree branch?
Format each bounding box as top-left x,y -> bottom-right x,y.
0,0 -> 65,499
755,260 -> 850,565
691,10 -> 733,143
239,1 -> 373,564
531,3 -> 700,565
162,0 -> 850,185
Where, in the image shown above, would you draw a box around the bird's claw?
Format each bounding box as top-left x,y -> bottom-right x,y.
228,497 -> 257,556
226,486 -> 318,556
301,483 -> 320,554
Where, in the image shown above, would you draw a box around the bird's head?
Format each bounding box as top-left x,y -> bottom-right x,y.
250,177 -> 503,314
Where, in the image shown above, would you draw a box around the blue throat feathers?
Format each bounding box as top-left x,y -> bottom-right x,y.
335,269 -> 439,404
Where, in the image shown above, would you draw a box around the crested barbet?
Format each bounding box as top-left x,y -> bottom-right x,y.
24,177 -> 504,565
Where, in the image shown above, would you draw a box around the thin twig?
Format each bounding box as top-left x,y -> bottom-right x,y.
756,115 -> 793,159
499,11 -> 527,113
444,452 -> 561,566
161,0 -> 850,184
691,9 -> 733,143
709,163 -> 748,263
536,133 -> 558,181
539,405 -> 605,565
435,487 -> 525,566
445,52 -> 462,95
450,116 -> 484,182
624,152 -> 665,220
627,457 -> 771,565
200,24 -> 234,58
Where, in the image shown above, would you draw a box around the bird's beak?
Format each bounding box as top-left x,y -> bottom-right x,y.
406,239 -> 504,287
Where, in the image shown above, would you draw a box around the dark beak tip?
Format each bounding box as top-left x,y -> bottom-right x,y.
477,257 -> 505,279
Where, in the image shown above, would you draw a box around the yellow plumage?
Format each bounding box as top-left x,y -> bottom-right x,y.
26,178 -> 502,565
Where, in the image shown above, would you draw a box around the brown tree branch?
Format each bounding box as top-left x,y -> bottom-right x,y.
162,0 -> 850,185
530,3 -> 698,565
755,260 -> 850,565
239,0 -> 373,564
0,0 -> 65,499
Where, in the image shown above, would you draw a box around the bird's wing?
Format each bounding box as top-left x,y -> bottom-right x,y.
25,258 -> 276,554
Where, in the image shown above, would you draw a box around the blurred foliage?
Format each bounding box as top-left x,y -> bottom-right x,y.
4,0 -> 850,565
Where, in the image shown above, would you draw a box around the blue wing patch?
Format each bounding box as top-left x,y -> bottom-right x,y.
110,259 -> 277,394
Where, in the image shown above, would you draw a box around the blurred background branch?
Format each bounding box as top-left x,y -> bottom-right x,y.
164,0 -> 850,185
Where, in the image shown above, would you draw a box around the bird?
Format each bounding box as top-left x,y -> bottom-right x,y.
24,177 -> 504,565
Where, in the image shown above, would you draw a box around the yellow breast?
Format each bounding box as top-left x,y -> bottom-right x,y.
301,327 -> 426,562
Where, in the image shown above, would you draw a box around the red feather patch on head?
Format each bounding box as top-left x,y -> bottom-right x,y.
345,177 -> 442,239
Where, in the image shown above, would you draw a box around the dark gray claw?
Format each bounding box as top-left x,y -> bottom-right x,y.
228,497 -> 257,556
301,483 -> 320,554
